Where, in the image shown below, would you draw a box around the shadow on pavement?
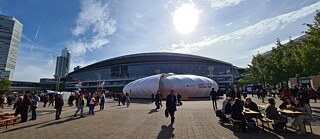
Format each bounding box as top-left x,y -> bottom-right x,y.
1,119 -> 55,133
148,108 -> 159,114
157,124 -> 174,139
36,117 -> 79,129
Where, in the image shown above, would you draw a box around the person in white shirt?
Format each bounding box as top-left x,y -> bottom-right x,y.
89,94 -> 96,115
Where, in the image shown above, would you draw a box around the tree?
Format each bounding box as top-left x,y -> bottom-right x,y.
0,79 -> 11,94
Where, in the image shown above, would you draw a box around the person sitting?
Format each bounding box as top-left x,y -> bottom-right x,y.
231,98 -> 246,133
224,98 -> 233,115
221,97 -> 228,114
292,98 -> 314,134
279,97 -> 296,109
266,98 -> 287,131
244,97 -> 263,119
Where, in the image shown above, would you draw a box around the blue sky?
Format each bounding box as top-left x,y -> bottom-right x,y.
0,0 -> 319,82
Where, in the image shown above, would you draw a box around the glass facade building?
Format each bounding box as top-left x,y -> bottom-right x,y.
0,14 -> 23,80
65,52 -> 242,91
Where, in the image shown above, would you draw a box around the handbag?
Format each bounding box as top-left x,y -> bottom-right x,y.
165,109 -> 169,118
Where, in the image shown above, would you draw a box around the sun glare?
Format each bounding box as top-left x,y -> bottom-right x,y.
173,4 -> 200,34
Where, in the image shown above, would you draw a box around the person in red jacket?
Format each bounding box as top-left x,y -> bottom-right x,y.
309,88 -> 318,103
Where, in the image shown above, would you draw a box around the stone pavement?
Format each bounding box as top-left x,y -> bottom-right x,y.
1,96 -> 320,139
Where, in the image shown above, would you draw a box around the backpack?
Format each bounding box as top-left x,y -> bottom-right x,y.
215,110 -> 223,118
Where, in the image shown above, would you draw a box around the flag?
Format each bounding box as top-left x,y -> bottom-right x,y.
99,81 -> 105,88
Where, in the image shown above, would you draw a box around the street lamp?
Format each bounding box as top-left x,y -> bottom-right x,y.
95,73 -> 101,92
208,66 -> 215,79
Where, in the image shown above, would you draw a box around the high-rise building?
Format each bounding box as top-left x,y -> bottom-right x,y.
0,14 -> 23,80
55,48 -> 71,78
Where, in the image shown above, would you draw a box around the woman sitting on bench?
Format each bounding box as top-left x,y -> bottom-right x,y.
292,97 -> 313,134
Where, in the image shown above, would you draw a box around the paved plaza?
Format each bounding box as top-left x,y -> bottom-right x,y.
1,96 -> 320,139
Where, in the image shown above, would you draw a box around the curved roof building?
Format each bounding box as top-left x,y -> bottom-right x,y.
65,52 -> 240,92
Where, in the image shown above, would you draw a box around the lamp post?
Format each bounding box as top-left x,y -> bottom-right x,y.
95,73 -> 101,92
208,66 -> 215,80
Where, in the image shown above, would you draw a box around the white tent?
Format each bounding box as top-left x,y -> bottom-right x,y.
123,74 -> 218,100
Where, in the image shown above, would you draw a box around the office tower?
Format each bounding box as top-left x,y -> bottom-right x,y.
0,14 -> 23,80
55,48 -> 71,78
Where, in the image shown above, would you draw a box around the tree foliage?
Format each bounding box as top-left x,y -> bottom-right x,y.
0,79 -> 11,93
245,11 -> 320,86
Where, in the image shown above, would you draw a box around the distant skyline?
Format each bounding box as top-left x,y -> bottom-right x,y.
0,0 -> 319,82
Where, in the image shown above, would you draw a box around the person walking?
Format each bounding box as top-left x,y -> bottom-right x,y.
151,93 -> 155,103
261,88 -> 267,103
166,90 -> 177,124
126,93 -> 130,107
43,95 -> 48,107
155,92 -> 161,109
74,94 -> 85,117
100,92 -> 106,110
177,93 -> 182,106
20,95 -> 31,123
30,94 -> 40,120
89,94 -> 96,115
13,96 -> 23,116
210,88 -> 218,110
48,95 -> 54,107
55,95 -> 64,120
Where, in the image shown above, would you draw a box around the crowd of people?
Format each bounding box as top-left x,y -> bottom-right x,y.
216,84 -> 317,134
0,91 -> 117,123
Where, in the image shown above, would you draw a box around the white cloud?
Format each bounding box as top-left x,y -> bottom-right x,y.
69,0 -> 116,57
135,13 -> 144,19
250,35 -> 301,55
225,22 -> 233,26
168,1 -> 320,53
205,0 -> 245,9
13,66 -> 51,82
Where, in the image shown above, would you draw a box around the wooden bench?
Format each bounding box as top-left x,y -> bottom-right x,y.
258,115 -> 273,132
0,115 -> 21,129
230,118 -> 243,132
304,119 -> 316,134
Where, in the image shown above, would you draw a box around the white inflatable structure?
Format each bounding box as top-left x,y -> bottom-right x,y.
123,74 -> 218,100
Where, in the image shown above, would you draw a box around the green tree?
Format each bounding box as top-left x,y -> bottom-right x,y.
0,79 -> 11,94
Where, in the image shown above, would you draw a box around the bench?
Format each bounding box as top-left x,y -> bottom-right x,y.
258,114 -> 287,132
304,119 -> 316,134
258,116 -> 273,132
230,118 -> 243,132
0,115 -> 21,129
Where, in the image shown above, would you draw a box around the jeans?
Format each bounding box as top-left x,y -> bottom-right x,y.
168,110 -> 175,123
56,107 -> 62,119
212,100 -> 217,110
75,105 -> 84,116
31,106 -> 37,119
89,104 -> 95,115
100,100 -> 105,110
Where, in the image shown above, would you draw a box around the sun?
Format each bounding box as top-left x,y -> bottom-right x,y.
173,4 -> 200,34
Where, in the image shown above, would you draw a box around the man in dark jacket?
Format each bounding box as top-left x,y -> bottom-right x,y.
210,88 -> 218,110
166,90 -> 177,124
55,95 -> 64,120
177,93 -> 182,106
244,97 -> 263,119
